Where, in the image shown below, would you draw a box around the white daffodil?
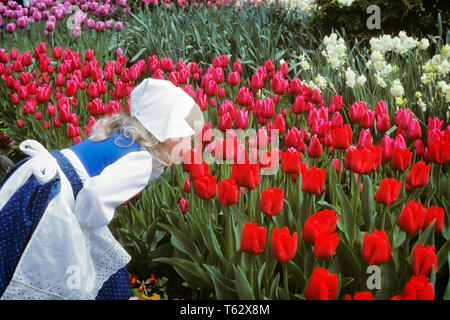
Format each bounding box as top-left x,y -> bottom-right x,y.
357,75 -> 367,86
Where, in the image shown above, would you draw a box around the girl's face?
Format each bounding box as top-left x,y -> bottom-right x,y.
163,136 -> 193,164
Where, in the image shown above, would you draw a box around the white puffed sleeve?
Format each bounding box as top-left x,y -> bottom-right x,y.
74,150 -> 154,229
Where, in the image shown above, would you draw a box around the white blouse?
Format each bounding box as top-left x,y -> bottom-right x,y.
60,148 -> 165,229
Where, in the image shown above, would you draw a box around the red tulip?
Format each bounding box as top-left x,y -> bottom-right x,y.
424,139 -> 450,164
349,101 -> 366,122
231,162 -> 260,189
88,82 -> 99,99
307,135 -> 322,158
406,161 -> 431,187
423,206 -> 445,233
391,148 -> 412,170
380,135 -> 394,162
281,148 -> 302,173
218,178 -> 239,206
392,275 -> 434,300
345,146 -> 380,174
414,139 -> 425,156
304,267 -> 338,300
330,112 -> 343,128
407,118 -> 422,140
272,114 -> 286,135
233,61 -> 242,73
53,47 -> 62,59
271,227 -> 297,263
397,200 -> 427,235
284,128 -> 301,149
73,136 -> 82,144
301,166 -> 326,195
344,291 -> 375,300
357,129 -> 372,149
16,119 -> 23,128
413,244 -> 437,276
330,124 -> 352,149
239,222 -> 267,255
219,113 -> 233,131
311,89 -> 322,104
360,109 -> 375,129
260,187 -> 284,217
179,198 -> 188,214
250,73 -> 264,91
189,161 -> 210,180
228,71 -> 239,86
261,97 -> 275,119
313,232 -> 339,259
376,113 -> 390,132
292,95 -> 307,114
374,178 -> 402,206
362,229 -> 391,265
67,123 -> 80,139
65,79 -> 78,97
183,178 -> 190,193
302,209 -> 338,244
193,174 -> 217,200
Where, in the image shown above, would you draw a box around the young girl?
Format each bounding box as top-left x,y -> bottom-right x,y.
0,78 -> 204,300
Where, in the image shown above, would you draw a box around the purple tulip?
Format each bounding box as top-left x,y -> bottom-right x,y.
86,18 -> 95,29
6,23 -> 16,33
37,2 -> 47,11
88,2 -> 98,11
18,16 -> 28,28
5,10 -> 14,19
32,10 -> 42,21
98,5 -> 108,17
115,21 -> 123,31
45,20 -> 55,32
105,19 -> 113,29
72,27 -> 81,38
95,21 -> 105,32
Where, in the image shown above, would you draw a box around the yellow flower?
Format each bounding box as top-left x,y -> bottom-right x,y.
150,293 -> 161,300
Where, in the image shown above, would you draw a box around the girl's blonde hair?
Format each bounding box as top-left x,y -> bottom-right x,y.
88,103 -> 205,169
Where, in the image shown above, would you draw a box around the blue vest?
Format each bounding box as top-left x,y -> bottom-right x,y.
69,131 -> 143,177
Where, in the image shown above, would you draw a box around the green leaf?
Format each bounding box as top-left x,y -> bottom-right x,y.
361,176 -> 373,230
153,257 -> 211,290
269,273 -> 280,300
443,252 -> 450,300
158,223 -> 202,262
374,259 -> 399,300
203,264 -> 237,300
233,265 -> 255,300
416,220 -> 436,247
437,238 -> 450,271
336,184 -> 356,248
392,225 -> 406,251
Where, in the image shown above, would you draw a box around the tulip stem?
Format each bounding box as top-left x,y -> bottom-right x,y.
226,205 -> 234,258
380,205 -> 386,231
283,263 -> 289,300
338,149 -> 344,185
249,255 -> 254,292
